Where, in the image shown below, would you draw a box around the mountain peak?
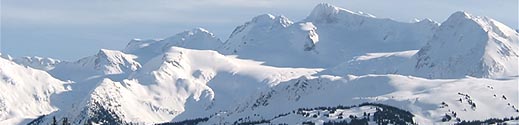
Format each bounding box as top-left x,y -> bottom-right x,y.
161,28 -> 222,50
97,49 -> 113,57
246,13 -> 293,28
442,11 -> 479,27
449,11 -> 471,20
173,27 -> 216,39
251,14 -> 275,23
306,3 -> 375,23
52,49 -> 142,77
12,56 -> 61,71
97,49 -> 132,60
193,27 -> 209,32
221,14 -> 294,55
442,11 -> 518,40
414,11 -> 519,78
192,27 -> 212,35
124,27 -> 222,55
312,3 -> 340,14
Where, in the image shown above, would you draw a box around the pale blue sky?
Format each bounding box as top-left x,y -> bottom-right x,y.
1,0 -> 517,60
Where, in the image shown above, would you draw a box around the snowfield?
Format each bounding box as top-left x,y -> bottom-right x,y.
0,57 -> 71,125
210,75 -> 518,124
1,3 -> 517,125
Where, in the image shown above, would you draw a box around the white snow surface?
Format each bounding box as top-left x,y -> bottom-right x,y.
50,49 -> 142,81
24,47 -> 321,124
219,3 -> 438,68
0,57 -> 71,125
411,11 -> 519,78
1,3 -> 518,125
12,56 -> 61,71
207,74 -> 518,124
329,11 -> 519,79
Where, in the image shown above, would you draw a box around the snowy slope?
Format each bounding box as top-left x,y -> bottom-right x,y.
1,3 -> 518,125
303,3 -> 437,66
0,53 -> 62,71
12,56 -> 61,71
30,78 -> 174,125
128,47 -> 321,123
218,14 -> 308,67
0,57 -> 70,125
36,28 -> 226,115
49,49 -> 141,81
29,47 -> 321,124
325,50 -> 418,76
203,74 -> 518,124
219,3 -> 438,68
329,11 -> 519,79
125,28 -> 222,53
30,28 -> 228,124
124,28 -> 223,63
411,11 -> 519,78
219,14 -> 293,55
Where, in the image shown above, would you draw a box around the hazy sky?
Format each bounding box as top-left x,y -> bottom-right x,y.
1,0 -> 517,60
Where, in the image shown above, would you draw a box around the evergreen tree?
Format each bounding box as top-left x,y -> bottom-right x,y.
51,116 -> 57,125
62,117 -> 70,125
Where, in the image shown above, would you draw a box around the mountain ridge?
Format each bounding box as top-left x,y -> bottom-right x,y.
1,3 -> 517,125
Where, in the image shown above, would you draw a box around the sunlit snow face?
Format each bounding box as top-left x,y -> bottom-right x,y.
1,0 -> 517,60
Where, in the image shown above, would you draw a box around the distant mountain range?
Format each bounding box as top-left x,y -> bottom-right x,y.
1,3 -> 518,125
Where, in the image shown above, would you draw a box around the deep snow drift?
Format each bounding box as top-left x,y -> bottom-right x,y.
1,3 -> 517,125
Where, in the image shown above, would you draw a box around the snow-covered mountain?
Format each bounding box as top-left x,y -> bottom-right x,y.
1,3 -> 518,125
329,11 -> 519,79
411,11 -> 519,78
12,56 -> 61,71
124,28 -> 223,63
0,54 -> 61,71
49,49 -> 142,81
0,57 -> 70,125
204,75 -> 518,124
26,47 -> 320,124
219,3 -> 438,68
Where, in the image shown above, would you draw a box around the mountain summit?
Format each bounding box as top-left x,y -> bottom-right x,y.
2,3 -> 518,125
413,11 -> 519,78
306,3 -> 375,23
219,3 -> 437,68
